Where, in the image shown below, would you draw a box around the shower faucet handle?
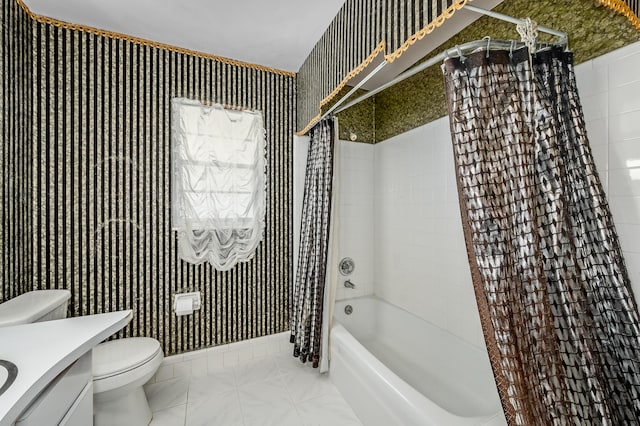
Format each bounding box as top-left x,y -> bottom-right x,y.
344,279 -> 356,289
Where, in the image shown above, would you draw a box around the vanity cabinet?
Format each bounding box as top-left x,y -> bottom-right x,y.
0,311 -> 131,426
15,351 -> 92,426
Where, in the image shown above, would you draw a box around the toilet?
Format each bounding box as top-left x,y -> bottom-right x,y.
92,337 -> 163,426
0,290 -> 163,426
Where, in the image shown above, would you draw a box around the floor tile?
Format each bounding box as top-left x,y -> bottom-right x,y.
188,369 -> 237,402
252,342 -> 269,358
186,390 -> 244,426
237,348 -> 255,365
173,361 -> 192,378
296,393 -> 363,426
144,337 -> 363,426
191,357 -> 208,376
267,341 -> 286,355
281,369 -> 340,403
234,356 -> 281,386
206,352 -> 225,372
237,377 -> 292,404
238,379 -> 300,425
223,350 -> 240,367
149,404 -> 186,426
154,364 -> 175,383
145,377 -> 190,412
273,351 -> 310,376
243,404 -> 301,426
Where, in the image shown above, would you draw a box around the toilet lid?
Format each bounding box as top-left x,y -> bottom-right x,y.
93,337 -> 162,379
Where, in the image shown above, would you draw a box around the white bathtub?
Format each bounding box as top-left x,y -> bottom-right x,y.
331,296 -> 506,426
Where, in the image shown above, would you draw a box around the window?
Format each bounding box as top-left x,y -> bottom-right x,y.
171,98 -> 266,270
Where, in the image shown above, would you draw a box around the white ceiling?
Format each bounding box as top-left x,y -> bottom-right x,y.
21,0 -> 347,72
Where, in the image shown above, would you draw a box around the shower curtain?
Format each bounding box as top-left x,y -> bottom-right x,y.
291,118 -> 336,368
443,46 -> 640,425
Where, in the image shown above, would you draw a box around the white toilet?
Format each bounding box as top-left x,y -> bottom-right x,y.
0,290 -> 163,426
92,337 -> 163,425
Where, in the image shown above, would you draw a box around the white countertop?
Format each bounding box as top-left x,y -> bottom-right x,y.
0,311 -> 132,425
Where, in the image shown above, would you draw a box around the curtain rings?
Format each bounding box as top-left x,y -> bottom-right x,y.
483,35 -> 491,58
455,44 -> 466,62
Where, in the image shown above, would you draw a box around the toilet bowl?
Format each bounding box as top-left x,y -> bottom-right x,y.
0,290 -> 163,426
92,337 -> 164,426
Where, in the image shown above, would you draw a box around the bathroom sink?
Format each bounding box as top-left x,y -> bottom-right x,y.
0,359 -> 18,396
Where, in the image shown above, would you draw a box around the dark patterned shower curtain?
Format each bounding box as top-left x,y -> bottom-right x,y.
291,118 -> 335,368
443,46 -> 640,425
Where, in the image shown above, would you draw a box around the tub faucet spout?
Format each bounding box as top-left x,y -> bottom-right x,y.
344,279 -> 356,289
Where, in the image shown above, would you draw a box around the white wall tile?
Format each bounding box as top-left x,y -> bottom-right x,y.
582,41 -> 640,304
593,42 -> 640,69
609,52 -> 640,88
581,92 -> 608,121
609,138 -> 640,171
183,348 -> 208,361
162,354 -> 184,365
609,81 -> 640,116
609,169 -> 640,197
609,109 -> 640,142
617,223 -> 640,253
585,118 -> 608,146
574,60 -> 608,97
609,196 -> 640,224
373,115 -> 484,348
336,141 -> 376,301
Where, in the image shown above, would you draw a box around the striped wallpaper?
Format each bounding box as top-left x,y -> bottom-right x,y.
297,0 -> 460,133
2,0 -> 295,356
0,0 -> 34,301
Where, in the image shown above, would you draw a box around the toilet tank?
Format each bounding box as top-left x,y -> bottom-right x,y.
0,290 -> 71,327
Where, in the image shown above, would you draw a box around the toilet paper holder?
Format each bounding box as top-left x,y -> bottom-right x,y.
173,292 -> 202,316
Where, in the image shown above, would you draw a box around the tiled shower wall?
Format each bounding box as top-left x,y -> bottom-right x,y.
373,117 -> 484,347
293,138 -> 375,301
577,40 -> 640,300
335,141 -> 375,300
1,0 -> 295,356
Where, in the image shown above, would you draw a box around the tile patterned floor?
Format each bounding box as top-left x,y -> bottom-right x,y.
144,332 -> 362,426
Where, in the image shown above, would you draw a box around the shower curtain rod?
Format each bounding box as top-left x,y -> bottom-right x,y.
318,4 -> 568,121
334,38 -> 562,115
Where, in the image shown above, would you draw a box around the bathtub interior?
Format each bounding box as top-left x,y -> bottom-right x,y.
334,297 -> 501,418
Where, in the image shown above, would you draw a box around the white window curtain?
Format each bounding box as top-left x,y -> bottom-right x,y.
171,98 -> 266,270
